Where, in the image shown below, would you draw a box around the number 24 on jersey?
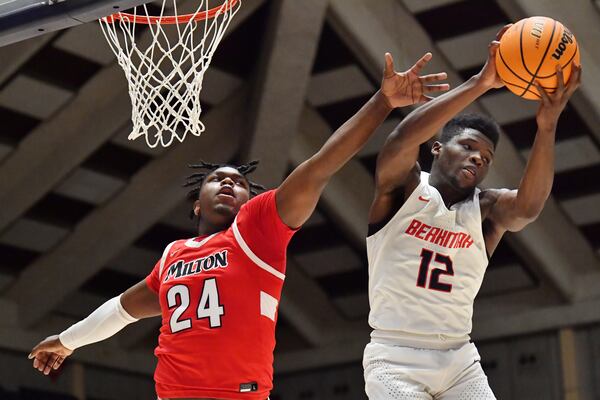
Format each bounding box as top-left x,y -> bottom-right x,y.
167,278 -> 224,333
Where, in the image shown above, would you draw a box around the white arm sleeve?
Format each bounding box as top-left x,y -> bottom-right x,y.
58,295 -> 139,351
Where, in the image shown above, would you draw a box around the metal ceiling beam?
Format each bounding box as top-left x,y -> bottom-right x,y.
473,296 -> 600,341
0,33 -> 56,84
474,286 -> 562,317
280,259 -> 356,345
236,0 -> 359,346
242,0 -> 328,187
0,64 -> 131,234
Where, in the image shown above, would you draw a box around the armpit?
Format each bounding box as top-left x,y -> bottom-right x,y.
479,188 -> 513,220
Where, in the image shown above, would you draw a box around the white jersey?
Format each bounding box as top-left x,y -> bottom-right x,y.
366,172 -> 488,341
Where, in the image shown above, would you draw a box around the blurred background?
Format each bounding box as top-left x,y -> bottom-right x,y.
0,0 -> 599,399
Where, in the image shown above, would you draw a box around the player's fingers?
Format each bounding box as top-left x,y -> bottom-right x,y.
575,63 -> 583,86
566,63 -> 582,95
420,95 -> 434,103
53,357 -> 65,370
37,357 -> 49,371
533,80 -> 550,103
33,353 -> 49,370
29,344 -> 44,359
383,53 -> 394,78
54,358 -> 64,370
41,354 -> 54,374
419,72 -> 447,83
423,83 -> 450,93
488,40 -> 500,56
410,52 -> 432,74
43,354 -> 59,375
556,64 -> 565,92
48,356 -> 59,371
52,356 -> 64,370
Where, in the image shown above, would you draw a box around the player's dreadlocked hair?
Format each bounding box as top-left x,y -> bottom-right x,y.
183,160 -> 266,219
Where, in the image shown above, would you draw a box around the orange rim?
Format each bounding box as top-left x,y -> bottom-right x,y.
103,0 -> 239,24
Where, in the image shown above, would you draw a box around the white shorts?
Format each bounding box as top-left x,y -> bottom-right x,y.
363,341 -> 496,400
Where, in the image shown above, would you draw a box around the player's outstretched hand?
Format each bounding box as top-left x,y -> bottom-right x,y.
28,335 -> 73,375
381,52 -> 449,108
534,63 -> 582,131
476,24 -> 512,89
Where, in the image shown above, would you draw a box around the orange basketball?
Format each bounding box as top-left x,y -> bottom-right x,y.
495,16 -> 580,100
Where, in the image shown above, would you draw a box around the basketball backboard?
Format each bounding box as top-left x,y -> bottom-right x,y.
0,0 -> 151,47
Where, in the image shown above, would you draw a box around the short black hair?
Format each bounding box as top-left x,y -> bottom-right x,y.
183,160 -> 265,200
440,113 -> 500,148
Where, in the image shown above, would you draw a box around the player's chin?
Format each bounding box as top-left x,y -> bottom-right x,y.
213,203 -> 238,217
454,174 -> 477,190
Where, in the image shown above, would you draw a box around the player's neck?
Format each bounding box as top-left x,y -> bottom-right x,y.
196,219 -> 231,236
428,172 -> 471,208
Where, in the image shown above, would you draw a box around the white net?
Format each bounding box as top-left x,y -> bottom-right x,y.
99,0 -> 241,148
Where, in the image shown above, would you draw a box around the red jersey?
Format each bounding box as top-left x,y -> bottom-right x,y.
146,190 -> 297,399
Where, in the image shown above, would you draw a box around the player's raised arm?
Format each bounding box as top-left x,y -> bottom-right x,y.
29,280 -> 160,375
369,25 -> 510,227
275,52 -> 448,229
486,63 -> 582,237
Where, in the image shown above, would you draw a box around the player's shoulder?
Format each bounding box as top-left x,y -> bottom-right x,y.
237,189 -> 277,221
170,238 -> 190,248
164,238 -> 190,256
242,189 -> 276,208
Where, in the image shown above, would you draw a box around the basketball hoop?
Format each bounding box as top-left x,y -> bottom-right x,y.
99,0 -> 241,148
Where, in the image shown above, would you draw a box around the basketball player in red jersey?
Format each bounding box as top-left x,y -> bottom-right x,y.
363,26 -> 581,399
29,52 -> 449,399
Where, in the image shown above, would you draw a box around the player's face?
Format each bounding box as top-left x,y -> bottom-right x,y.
195,167 -> 251,223
432,128 -> 495,190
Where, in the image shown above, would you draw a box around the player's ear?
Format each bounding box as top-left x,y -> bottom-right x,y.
193,200 -> 202,217
431,141 -> 442,157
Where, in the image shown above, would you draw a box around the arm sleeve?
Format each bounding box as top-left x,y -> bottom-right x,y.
58,295 -> 138,351
235,190 -> 299,274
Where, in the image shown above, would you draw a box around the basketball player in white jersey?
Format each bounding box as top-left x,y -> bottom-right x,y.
363,26 -> 582,399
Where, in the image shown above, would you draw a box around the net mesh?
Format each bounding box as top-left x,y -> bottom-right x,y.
99,0 -> 241,148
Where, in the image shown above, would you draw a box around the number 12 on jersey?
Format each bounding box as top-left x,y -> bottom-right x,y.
167,278 -> 225,333
417,249 -> 454,292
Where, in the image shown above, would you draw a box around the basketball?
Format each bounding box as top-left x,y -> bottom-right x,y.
495,16 -> 580,100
